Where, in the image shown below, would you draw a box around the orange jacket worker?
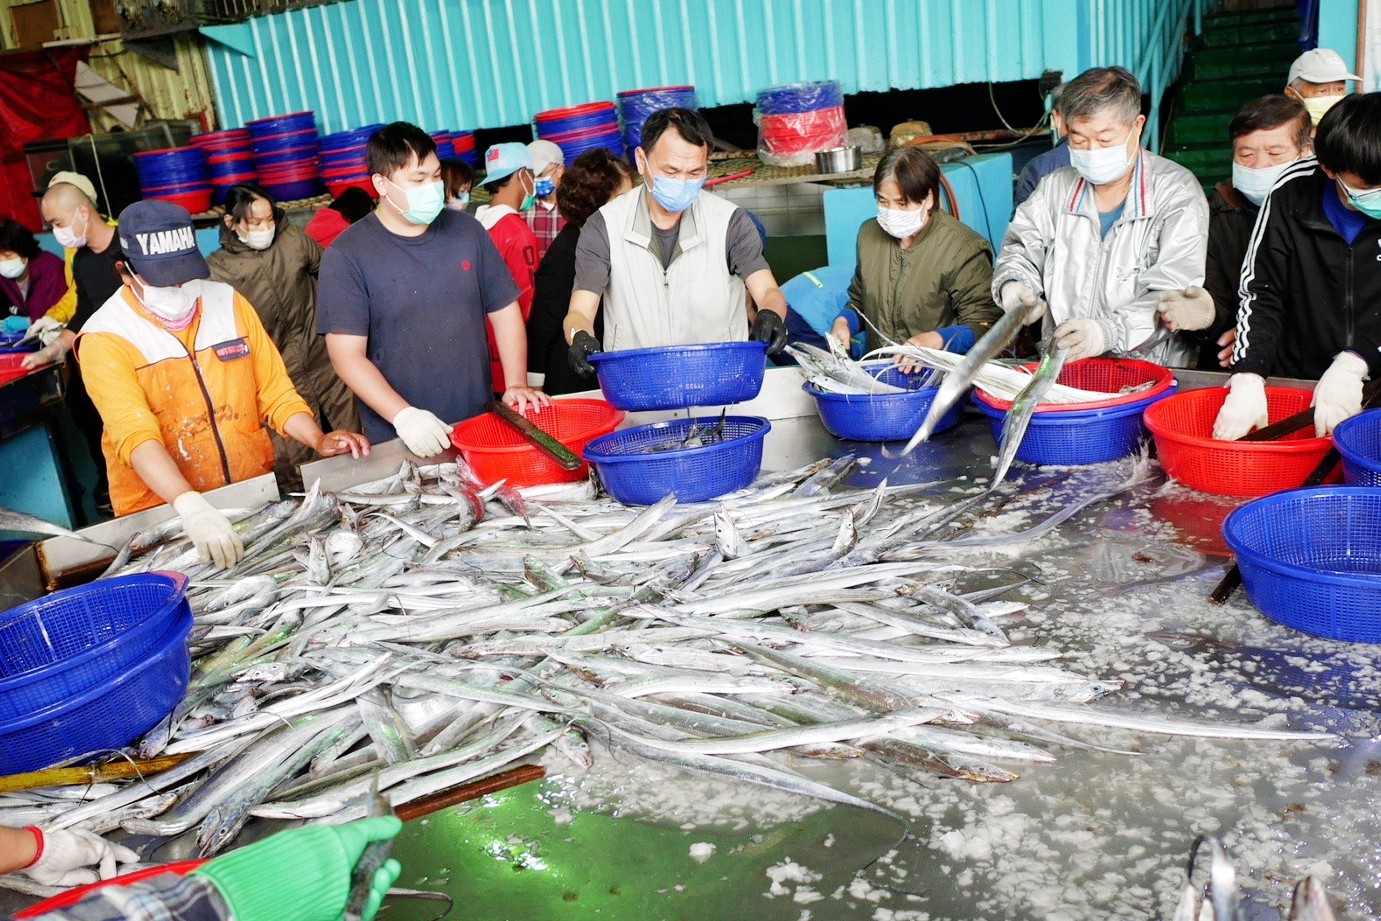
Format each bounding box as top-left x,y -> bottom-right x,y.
75,200 -> 369,568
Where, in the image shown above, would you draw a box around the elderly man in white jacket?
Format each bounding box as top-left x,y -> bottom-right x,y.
992,66 -> 1210,367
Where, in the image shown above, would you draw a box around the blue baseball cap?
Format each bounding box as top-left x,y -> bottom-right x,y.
482,142 -> 534,185
117,200 -> 210,287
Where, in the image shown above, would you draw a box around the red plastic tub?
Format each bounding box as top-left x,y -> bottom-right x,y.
1144,386 -> 1337,497
450,399 -> 623,487
144,189 -> 213,213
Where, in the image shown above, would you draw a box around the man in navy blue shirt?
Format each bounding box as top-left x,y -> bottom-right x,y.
319,122 -> 548,456
1215,93 -> 1381,440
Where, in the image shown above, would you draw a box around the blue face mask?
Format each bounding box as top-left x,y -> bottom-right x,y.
1339,178 -> 1381,220
535,175 -> 556,198
385,178 -> 445,225
648,174 -> 704,213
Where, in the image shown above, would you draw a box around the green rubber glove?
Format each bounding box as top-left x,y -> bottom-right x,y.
192,816 -> 403,921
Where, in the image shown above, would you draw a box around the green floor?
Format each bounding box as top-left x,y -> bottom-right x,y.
1163,5 -> 1300,192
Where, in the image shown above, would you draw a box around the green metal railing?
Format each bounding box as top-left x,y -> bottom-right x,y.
1085,0 -> 1219,151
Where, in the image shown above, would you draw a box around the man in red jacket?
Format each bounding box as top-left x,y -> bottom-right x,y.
476,143 -> 541,389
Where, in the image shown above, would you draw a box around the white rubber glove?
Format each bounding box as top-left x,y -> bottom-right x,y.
20,827 -> 139,887
1212,373 -> 1269,440
392,406 -> 453,457
174,491 -> 244,569
26,316 -> 65,347
1312,351 -> 1369,437
999,281 -> 1048,322
1158,286 -> 1216,332
1053,318 -> 1108,361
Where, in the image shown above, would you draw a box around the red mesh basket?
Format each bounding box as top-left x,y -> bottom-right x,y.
0,354 -> 37,387
1144,386 -> 1336,497
450,399 -> 624,487
975,358 -> 1175,412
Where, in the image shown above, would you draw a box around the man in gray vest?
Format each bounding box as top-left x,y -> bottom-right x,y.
563,107 -> 789,374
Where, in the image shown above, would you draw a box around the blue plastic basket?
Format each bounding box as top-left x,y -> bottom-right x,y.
0,608 -> 192,773
973,388 -> 1172,466
584,416 -> 771,504
804,363 -> 961,441
1223,487 -> 1381,642
588,341 -> 768,411
0,573 -> 189,721
1333,410 -> 1381,486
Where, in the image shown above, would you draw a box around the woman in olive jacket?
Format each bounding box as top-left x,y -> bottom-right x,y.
208,184 -> 360,488
830,147 -> 1000,360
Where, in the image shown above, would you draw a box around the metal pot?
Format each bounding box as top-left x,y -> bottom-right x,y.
814,145 -> 862,174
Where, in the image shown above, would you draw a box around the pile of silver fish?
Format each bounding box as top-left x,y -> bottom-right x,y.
0,457 -> 1334,897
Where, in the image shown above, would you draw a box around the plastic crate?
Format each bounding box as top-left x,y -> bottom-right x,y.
450,399 -> 623,487
1223,487 -> 1381,642
973,388 -> 1171,466
584,416 -> 771,504
1144,386 -> 1334,497
805,363 -> 962,441
1333,409 -> 1381,486
0,573 -> 189,721
588,341 -> 767,411
0,609 -> 192,774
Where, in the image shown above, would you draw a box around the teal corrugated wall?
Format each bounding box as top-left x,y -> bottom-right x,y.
204,0 -> 1092,134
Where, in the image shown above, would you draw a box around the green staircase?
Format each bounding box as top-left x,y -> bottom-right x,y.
1163,5 -> 1300,192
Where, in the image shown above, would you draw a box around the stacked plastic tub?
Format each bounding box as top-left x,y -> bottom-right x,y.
190,129 -> 256,206
617,86 -> 698,152
133,147 -> 212,214
0,573 -> 193,773
534,102 -> 623,161
755,80 -> 848,167
318,123 -> 383,199
451,131 -> 479,166
432,131 -> 456,160
246,111 -> 323,202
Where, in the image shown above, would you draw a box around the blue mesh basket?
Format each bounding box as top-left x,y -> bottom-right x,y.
588,342 -> 768,411
584,416 -> 771,504
805,363 -> 962,441
0,572 -> 189,722
972,389 -> 1172,466
0,609 -> 192,773
1334,410 -> 1381,486
1223,487 -> 1381,642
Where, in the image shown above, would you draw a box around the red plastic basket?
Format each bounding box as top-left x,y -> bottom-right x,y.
14,860 -> 206,918
1144,386 -> 1336,497
0,354 -> 37,386
326,177 -> 377,198
975,358 -> 1176,412
145,189 -> 213,214
450,399 -> 624,487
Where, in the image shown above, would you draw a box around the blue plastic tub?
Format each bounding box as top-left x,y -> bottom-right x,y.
588,341 -> 768,411
584,416 -> 771,505
0,608 -> 192,773
973,388 -> 1173,466
0,573 -> 189,721
1333,410 -> 1381,486
805,363 -> 961,442
756,80 -> 844,115
1223,486 -> 1381,642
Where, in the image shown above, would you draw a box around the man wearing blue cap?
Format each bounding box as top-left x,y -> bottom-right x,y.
319,123 -> 548,457
476,142 -> 542,388
75,200 -> 370,567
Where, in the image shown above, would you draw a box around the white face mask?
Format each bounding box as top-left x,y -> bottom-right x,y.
1069,127 -> 1139,185
876,204 -> 929,240
446,192 -> 471,212
134,275 -> 199,321
1232,159 -> 1296,207
237,226 -> 275,250
53,210 -> 88,249
0,258 -> 25,280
